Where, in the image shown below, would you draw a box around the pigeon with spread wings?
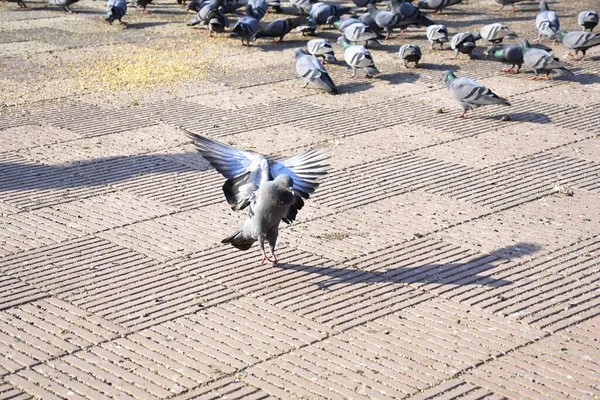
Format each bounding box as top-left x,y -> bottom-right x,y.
185,131 -> 328,264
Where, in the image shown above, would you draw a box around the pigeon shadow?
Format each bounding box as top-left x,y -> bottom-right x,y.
0,153 -> 213,193
378,71 -> 420,84
483,111 -> 552,124
127,21 -> 171,29
257,39 -> 313,52
276,242 -> 543,289
558,73 -> 600,85
449,15 -> 533,28
336,81 -> 373,94
416,62 -> 460,72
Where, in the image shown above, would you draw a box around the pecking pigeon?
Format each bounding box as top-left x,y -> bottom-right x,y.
578,10 -> 598,32
484,44 -> 523,73
310,2 -> 352,24
367,4 -> 401,39
338,36 -> 380,77
556,30 -> 600,60
48,0 -> 79,13
494,0 -> 524,13
232,6 -> 260,46
256,17 -> 305,42
398,44 -> 422,67
427,24 -> 448,49
478,23 -> 517,44
450,32 -> 477,58
105,0 -> 127,24
294,48 -> 339,93
307,38 -> 337,63
520,38 -> 572,79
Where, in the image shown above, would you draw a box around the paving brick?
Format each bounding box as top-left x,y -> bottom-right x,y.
0,381 -> 32,400
0,274 -> 48,312
170,377 -> 273,400
407,378 -> 501,400
0,125 -> 81,153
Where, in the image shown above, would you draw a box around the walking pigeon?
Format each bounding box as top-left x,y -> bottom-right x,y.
294,48 -> 339,93
398,44 -> 422,68
310,2 -> 352,24
536,1 -> 560,41
520,38 -> 572,79
417,0 -> 462,14
556,30 -> 600,60
256,17 -> 305,42
484,44 -> 523,73
391,0 -> 434,32
427,24 -> 448,49
494,0 -> 524,13
367,4 -> 401,39
307,38 -> 337,63
135,0 -> 152,13
232,5 -> 260,45
105,0 -> 127,24
327,15 -> 361,32
442,70 -> 510,118
338,36 -> 379,77
185,132 -> 328,265
48,0 -> 79,13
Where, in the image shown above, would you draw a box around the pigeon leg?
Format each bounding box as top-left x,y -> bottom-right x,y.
273,37 -> 282,43
501,67 -> 514,73
457,111 -> 467,118
433,9 -> 440,14
384,29 -> 391,40
494,4 -> 503,12
399,29 -> 406,36
403,60 -> 409,69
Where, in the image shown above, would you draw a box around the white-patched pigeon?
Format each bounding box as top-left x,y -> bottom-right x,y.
307,38 -> 337,63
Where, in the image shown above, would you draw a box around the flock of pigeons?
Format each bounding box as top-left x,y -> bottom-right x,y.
4,0 -> 599,263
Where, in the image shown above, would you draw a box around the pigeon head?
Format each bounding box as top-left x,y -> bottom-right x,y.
417,0 -> 428,9
555,30 -> 567,42
337,35 -> 351,49
326,15 -> 339,26
273,174 -> 294,190
366,3 -> 377,13
441,70 -> 456,84
520,39 -> 531,50
293,47 -> 307,59
484,45 -> 501,57
539,0 -> 549,11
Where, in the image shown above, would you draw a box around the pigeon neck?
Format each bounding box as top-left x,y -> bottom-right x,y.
339,37 -> 351,49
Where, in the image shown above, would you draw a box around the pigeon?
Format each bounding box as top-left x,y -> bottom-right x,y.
296,17 -> 317,35
578,11 -> 598,32
389,0 -> 434,33
290,0 -> 311,14
520,38 -> 572,79
367,4 -> 401,39
556,30 -> 600,60
484,44 -> 523,73
135,0 -> 152,13
327,15 -> 361,32
427,24 -> 448,49
267,0 -> 281,13
307,38 -> 337,63
343,21 -> 378,44
353,0 -> 373,7
256,17 -> 305,42
450,32 -> 476,58
232,6 -> 260,46
5,0 -> 28,9
536,1 -> 559,41
478,23 -> 517,44
247,0 -> 268,20
338,36 -> 380,77
186,0 -> 210,12
417,0 -> 462,14
441,70 -> 510,118
359,12 -> 385,38
294,48 -> 339,93
310,2 -> 352,25
105,0 -> 127,24
48,0 -> 79,13
187,0 -> 219,28
185,132 -> 328,265
208,7 -> 229,35
494,0 -> 524,13
398,44 -> 422,68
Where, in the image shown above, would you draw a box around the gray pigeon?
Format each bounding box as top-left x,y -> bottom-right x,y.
294,48 -> 339,93
310,2 -> 352,25
442,70 -> 510,118
484,44 -> 523,73
105,0 -> 127,24
536,1 -> 560,41
398,44 -> 422,68
135,0 -> 152,13
5,0 -> 28,9
247,0 -> 268,20
338,36 -> 379,77
187,0 -> 219,28
494,0 -> 524,12
232,6 -> 260,46
478,23 -> 517,44
556,30 -> 600,60
186,0 -> 211,12
367,4 -> 401,39
49,0 -> 79,13
208,7 -> 229,35
520,39 -> 572,79
450,32 -> 477,58
359,12 -> 385,38
417,0 -> 462,14
578,11 -> 599,32
343,21 -> 378,44
389,0 -> 434,33
307,38 -> 337,63
256,17 -> 305,42
327,15 -> 361,32
185,132 -> 328,265
427,24 -> 449,49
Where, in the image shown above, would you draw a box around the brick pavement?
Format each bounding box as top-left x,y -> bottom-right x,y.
1,0 -> 599,398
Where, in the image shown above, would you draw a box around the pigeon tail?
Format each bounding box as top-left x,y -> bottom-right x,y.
364,65 -> 380,77
221,230 -> 255,250
418,15 -> 435,27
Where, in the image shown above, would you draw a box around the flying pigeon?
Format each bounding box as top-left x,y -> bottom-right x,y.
310,2 -> 352,25
398,44 -> 422,68
48,0 -> 79,13
450,32 -> 477,58
520,38 -> 572,79
536,1 -> 560,41
578,11 -> 598,32
494,0 -> 524,13
105,0 -> 127,24
294,48 -> 339,93
484,44 -> 523,73
417,0 -> 462,14
367,4 -> 401,39
232,5 -> 260,46
338,36 -> 379,77
478,23 -> 517,44
307,38 -> 337,63
256,17 -> 305,42
556,30 -> 600,60
442,71 -> 510,118
185,132 -> 328,265
427,24 -> 449,49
